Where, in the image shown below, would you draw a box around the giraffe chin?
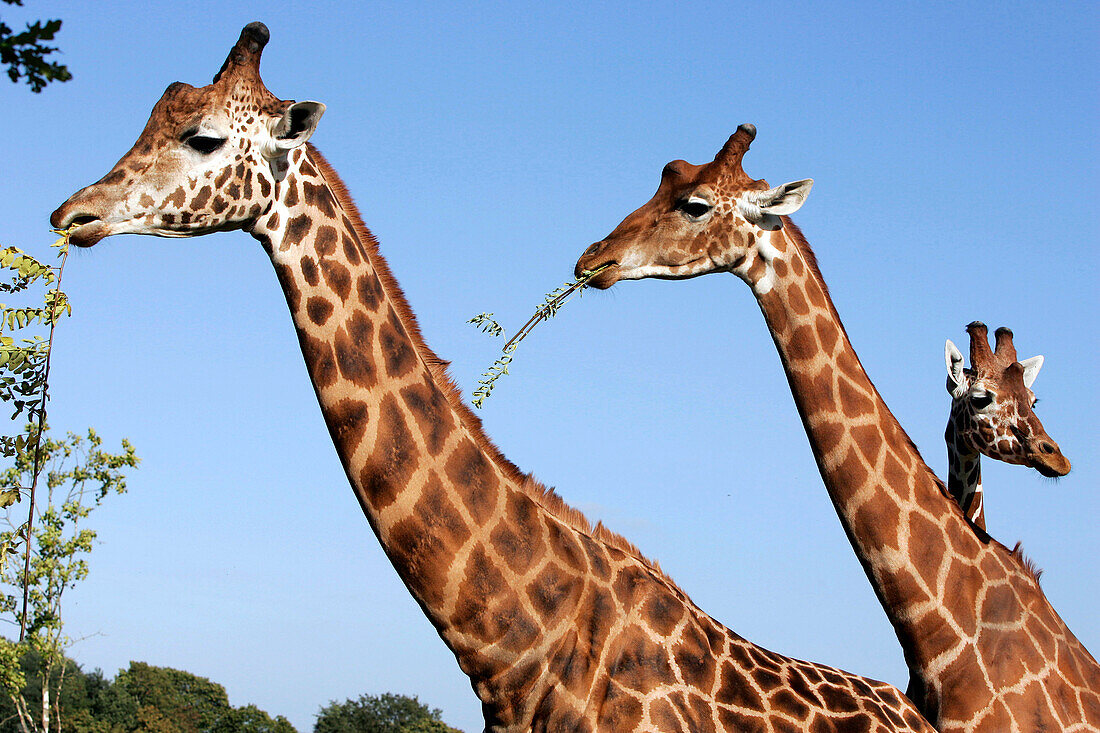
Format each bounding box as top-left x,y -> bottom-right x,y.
67,221 -> 109,248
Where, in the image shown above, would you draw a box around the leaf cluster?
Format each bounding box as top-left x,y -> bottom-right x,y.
0,1 -> 71,93
1,427 -> 139,635
467,265 -> 609,408
0,234 -> 70,435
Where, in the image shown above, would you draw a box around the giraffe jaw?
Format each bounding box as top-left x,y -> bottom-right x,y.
53,209 -> 245,247
577,254 -> 720,290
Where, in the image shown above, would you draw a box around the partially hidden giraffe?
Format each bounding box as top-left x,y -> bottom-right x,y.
49,25 -> 937,732
943,321 -> 1070,531
574,125 -> 1100,732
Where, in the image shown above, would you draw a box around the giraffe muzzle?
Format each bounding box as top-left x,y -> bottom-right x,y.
1005,421 -> 1071,478
1028,442 -> 1071,478
574,243 -> 620,289
51,200 -> 110,247
55,215 -> 109,247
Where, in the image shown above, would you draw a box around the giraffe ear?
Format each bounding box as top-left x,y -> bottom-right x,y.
268,101 -> 326,154
1019,355 -> 1044,388
945,339 -> 968,398
739,179 -> 813,230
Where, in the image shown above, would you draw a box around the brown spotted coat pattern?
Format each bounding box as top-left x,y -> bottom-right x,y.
575,126 -> 1100,732
49,25 -> 936,733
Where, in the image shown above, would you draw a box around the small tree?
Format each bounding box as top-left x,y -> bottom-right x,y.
0,428 -> 138,733
0,229 -> 72,636
0,1 -> 71,93
314,693 -> 461,733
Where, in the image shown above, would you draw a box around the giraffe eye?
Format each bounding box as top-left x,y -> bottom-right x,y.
677,197 -> 712,220
970,392 -> 993,409
185,135 -> 227,155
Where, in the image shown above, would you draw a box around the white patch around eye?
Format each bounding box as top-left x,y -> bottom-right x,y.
969,389 -> 997,412
681,195 -> 713,221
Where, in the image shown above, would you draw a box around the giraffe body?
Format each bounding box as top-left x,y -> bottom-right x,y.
50,25 -> 936,732
575,125 -> 1100,731
944,322 -> 1069,531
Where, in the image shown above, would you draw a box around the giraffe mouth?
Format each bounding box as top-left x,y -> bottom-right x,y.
50,204 -> 109,247
1029,452 -> 1071,478
582,262 -> 621,290
65,217 -> 109,247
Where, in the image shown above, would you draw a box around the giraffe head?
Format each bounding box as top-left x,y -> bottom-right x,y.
945,321 -> 1070,478
575,124 -> 813,293
50,22 -> 324,247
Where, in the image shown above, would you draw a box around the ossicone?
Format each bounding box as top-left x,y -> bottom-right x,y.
716,123 -> 756,168
966,321 -> 994,371
213,21 -> 271,84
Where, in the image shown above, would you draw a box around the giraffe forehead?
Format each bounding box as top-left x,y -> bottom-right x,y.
661,157 -> 758,198
146,79 -> 284,139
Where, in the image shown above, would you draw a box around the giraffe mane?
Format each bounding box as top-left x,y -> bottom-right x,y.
1009,541 -> 1044,585
305,144 -> 681,591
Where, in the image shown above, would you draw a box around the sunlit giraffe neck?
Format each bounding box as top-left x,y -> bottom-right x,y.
576,124 -> 1100,732
49,24 -> 938,732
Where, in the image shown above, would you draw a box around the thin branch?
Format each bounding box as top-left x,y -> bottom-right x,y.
469,264 -> 609,408
19,230 -> 69,642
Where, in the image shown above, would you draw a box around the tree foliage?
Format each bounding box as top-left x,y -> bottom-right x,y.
102,662 -> 297,733
0,1 -> 70,92
0,231 -> 71,584
314,693 -> 460,733
0,659 -> 298,733
0,648 -> 110,733
0,428 -> 138,732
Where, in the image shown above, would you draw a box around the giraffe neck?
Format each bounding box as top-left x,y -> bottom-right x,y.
735,222 -> 1011,694
247,145 -> 561,716
734,221 -> 1100,727
245,145 -> 718,726
944,410 -> 985,530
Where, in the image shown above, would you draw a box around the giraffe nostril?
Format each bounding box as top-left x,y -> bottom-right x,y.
584,242 -> 601,257
1039,442 -> 1057,455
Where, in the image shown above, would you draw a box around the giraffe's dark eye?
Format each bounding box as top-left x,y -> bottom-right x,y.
185,135 -> 227,155
970,392 -> 993,409
677,197 -> 712,220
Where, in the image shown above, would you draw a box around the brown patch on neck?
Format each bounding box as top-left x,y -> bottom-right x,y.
778,217 -> 958,505
303,144 -> 680,590
779,218 -> 844,337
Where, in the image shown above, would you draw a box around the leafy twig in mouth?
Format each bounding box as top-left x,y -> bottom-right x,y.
467,264 -> 611,408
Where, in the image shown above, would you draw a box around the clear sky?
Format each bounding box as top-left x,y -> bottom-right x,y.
4,2 -> 1098,731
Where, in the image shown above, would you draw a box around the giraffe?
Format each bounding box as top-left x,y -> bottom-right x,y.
943,321 -> 1070,531
574,124 -> 1100,732
49,24 -> 937,733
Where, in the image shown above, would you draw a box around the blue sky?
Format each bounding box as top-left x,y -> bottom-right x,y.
4,2 -> 1097,731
